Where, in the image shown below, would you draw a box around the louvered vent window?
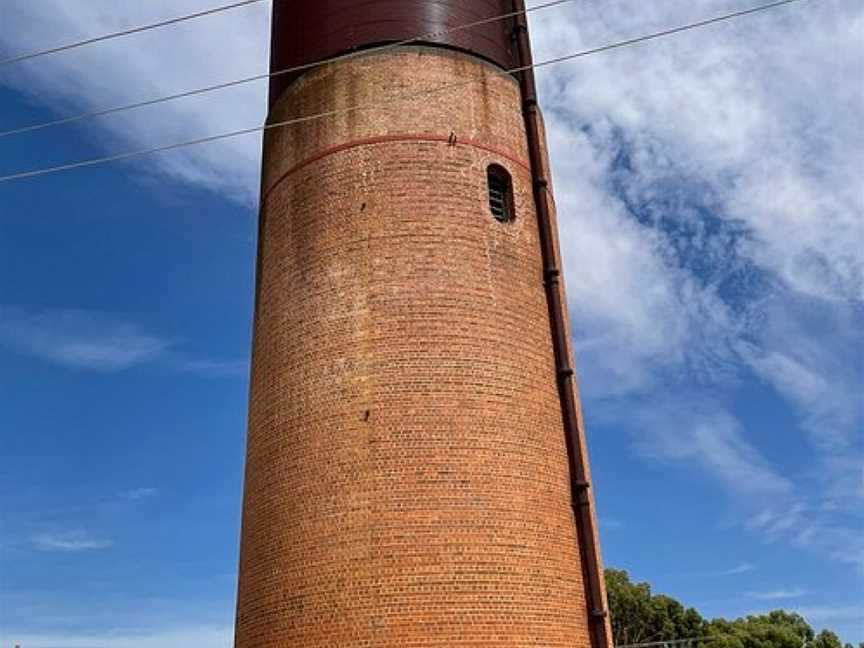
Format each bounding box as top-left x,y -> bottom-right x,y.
487,164 -> 514,223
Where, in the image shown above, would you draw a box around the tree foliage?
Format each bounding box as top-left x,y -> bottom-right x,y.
605,569 -> 706,647
810,630 -> 844,648
703,611 -> 813,648
604,568 -> 852,648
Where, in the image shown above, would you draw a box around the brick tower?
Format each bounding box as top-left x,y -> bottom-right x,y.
234,2 -> 613,646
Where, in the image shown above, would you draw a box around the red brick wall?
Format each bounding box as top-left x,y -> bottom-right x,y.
235,47 -> 601,647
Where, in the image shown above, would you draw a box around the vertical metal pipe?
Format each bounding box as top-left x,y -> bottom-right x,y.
510,3 -> 611,648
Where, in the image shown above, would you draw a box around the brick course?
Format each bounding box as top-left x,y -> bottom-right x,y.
235,47 -> 602,647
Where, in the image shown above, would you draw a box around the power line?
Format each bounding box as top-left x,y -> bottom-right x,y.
0,0 -> 269,67
0,0 -> 811,185
0,0 -> 579,139
537,0 -> 807,63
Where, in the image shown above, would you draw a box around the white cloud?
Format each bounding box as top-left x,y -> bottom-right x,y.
0,306 -> 247,377
529,0 -> 863,563
719,562 -> 757,576
533,0 -> 864,303
31,531 -> 113,553
0,307 -> 169,371
117,487 -> 157,501
0,0 -> 269,202
738,294 -> 864,450
748,588 -> 807,600
795,605 -> 864,624
0,626 -> 232,648
628,402 -> 793,499
615,398 -> 862,566
531,0 -> 864,414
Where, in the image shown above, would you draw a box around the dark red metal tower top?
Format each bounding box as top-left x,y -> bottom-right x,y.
269,0 -> 515,106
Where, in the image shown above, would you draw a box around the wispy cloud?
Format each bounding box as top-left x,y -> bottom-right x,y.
0,626 -> 232,648
532,0 -> 864,566
0,307 -> 169,372
719,562 -> 756,577
748,588 -> 806,600
0,306 -> 246,378
622,399 -> 863,568
795,605 -> 864,624
0,0 -> 268,202
117,487 -> 157,501
31,530 -> 113,553
627,402 -> 792,501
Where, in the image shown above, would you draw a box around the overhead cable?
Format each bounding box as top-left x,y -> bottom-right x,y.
0,0 -> 579,139
0,0 -> 268,67
0,0 -> 810,184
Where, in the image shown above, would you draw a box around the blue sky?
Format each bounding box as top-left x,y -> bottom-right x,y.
1,1 -> 862,646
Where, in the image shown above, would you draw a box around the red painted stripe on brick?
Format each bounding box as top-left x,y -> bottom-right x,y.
262,133 -> 529,205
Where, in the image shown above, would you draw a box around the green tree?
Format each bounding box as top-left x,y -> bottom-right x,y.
604,567 -> 853,648
704,612 -> 813,648
604,569 -> 706,647
811,631 -> 844,648
605,568 -> 655,646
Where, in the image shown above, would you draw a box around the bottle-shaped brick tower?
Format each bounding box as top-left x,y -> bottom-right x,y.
234,1 -> 613,646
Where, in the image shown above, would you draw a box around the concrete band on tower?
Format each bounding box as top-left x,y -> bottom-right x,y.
234,2 -> 613,646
